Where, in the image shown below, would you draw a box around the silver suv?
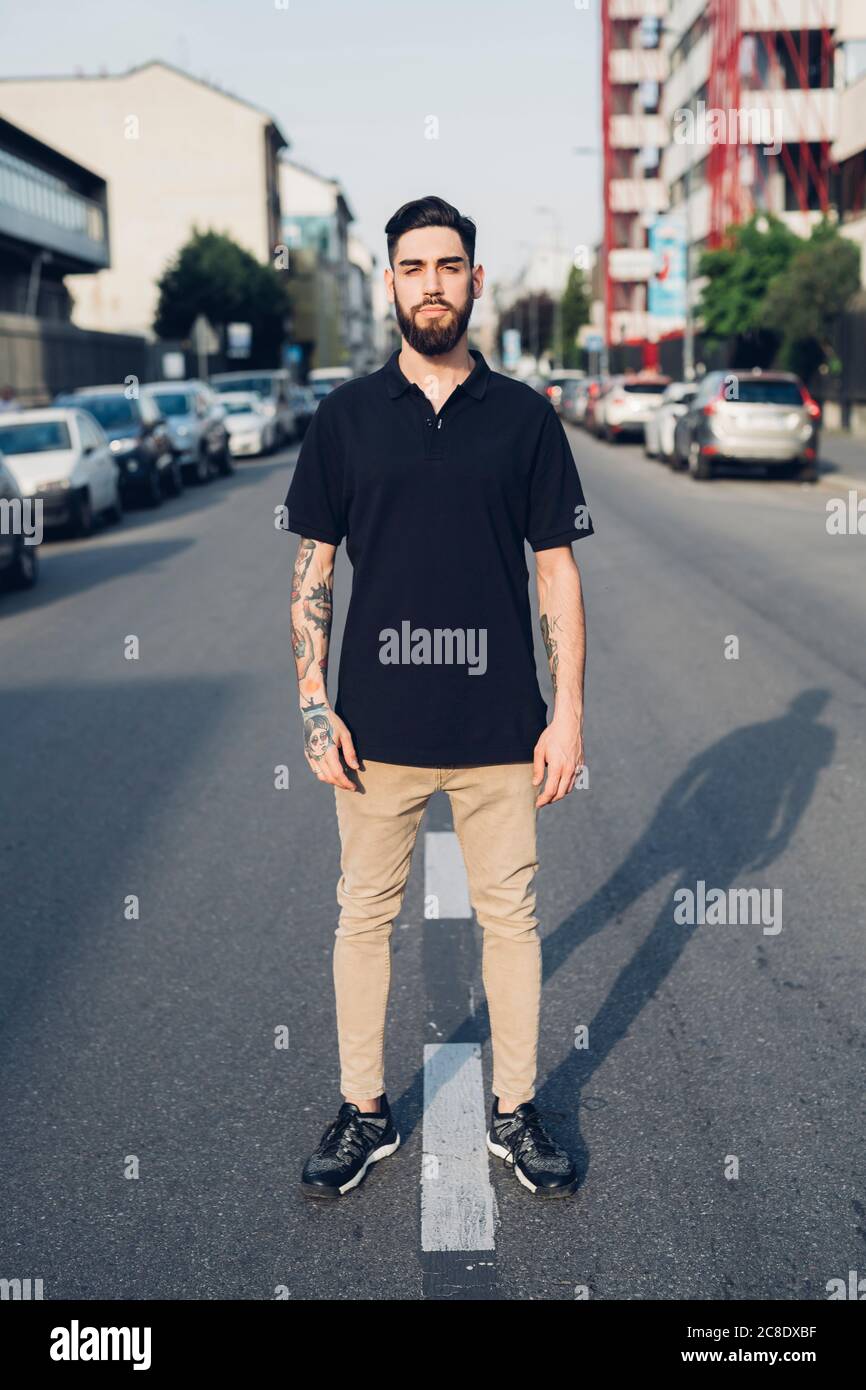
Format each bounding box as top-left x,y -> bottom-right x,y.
143,381 -> 232,484
672,370 -> 820,481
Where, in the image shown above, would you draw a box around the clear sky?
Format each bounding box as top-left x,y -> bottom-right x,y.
3,0 -> 602,287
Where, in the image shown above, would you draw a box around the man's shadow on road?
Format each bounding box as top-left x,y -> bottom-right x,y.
398,690 -> 835,1179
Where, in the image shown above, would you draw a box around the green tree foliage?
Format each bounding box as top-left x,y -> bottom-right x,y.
560,264 -> 592,369
760,218 -> 861,383
697,214 -> 799,367
154,229 -> 291,366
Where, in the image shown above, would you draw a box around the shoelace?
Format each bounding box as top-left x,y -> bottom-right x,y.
318,1110 -> 380,1162
499,1108 -> 566,1163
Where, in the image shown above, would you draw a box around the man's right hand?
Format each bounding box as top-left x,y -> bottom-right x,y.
302,701 -> 359,790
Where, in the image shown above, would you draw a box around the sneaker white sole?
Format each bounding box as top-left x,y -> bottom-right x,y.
486,1131 -> 579,1197
334,1133 -> 401,1196
486,1133 -> 538,1193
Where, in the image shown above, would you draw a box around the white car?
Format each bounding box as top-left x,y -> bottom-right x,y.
0,408 -> 121,535
644,382 -> 698,460
220,392 -> 277,457
210,370 -> 296,445
597,375 -> 671,443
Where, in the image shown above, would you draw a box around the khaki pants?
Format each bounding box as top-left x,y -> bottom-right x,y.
332,759 -> 541,1104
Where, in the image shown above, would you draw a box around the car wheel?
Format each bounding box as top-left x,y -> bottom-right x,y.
145,467 -> 163,508
106,483 -> 124,525
164,457 -> 184,497
688,441 -> 712,480
73,488 -> 94,537
795,461 -> 818,483
5,538 -> 39,590
193,448 -> 211,485
216,440 -> 234,476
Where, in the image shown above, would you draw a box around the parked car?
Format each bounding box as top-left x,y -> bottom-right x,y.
671,370 -> 820,481
54,387 -> 179,507
143,381 -> 231,483
220,392 -> 278,457
559,379 -> 583,424
564,376 -> 603,427
644,381 -> 698,461
584,377 -> 612,435
307,366 -> 353,393
0,450 -> 39,589
290,384 -> 317,439
596,374 -> 671,442
0,408 -> 122,535
542,370 -> 586,414
209,370 -> 296,445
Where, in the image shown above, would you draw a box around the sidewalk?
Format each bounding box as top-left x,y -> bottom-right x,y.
819,431 -> 866,488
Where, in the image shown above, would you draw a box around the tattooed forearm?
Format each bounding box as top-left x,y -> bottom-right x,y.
290,537 -> 335,706
291,537 -> 316,605
540,612 -> 561,694
302,698 -> 335,761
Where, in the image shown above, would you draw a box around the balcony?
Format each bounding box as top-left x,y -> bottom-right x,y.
739,0 -> 839,29
609,177 -> 670,213
739,87 -> 838,144
0,147 -> 108,272
609,49 -> 668,85
609,247 -> 656,281
610,114 -> 669,148
609,0 -> 667,16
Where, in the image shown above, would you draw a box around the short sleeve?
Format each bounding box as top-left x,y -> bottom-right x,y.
525,407 -> 594,551
283,398 -> 346,545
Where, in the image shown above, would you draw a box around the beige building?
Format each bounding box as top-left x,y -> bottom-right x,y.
279,159 -> 354,371
0,61 -> 287,335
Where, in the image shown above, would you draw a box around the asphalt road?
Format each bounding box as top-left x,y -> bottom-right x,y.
1,425 -> 864,1301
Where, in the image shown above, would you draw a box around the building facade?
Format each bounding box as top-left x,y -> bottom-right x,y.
0,61 -> 287,336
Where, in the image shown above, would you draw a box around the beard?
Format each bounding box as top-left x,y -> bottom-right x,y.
394,286 -> 475,355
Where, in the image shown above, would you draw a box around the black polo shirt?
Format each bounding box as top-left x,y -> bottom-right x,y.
283,347 -> 593,767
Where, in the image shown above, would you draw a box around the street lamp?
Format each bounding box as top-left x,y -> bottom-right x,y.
536,205 -> 564,369
572,146 -> 606,374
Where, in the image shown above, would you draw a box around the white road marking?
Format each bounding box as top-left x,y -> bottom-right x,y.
424,831 -> 471,918
421,1042 -> 496,1252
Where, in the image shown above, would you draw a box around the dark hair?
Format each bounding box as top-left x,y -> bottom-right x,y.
385,196 -> 476,269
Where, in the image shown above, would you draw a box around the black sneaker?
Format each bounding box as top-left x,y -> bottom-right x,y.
300,1094 -> 400,1199
487,1098 -> 579,1197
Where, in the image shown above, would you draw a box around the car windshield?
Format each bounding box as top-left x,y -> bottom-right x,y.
310,382 -> 333,400
149,392 -> 193,417
214,377 -> 274,398
731,380 -> 804,406
76,395 -> 136,428
0,420 -> 71,453
624,382 -> 668,394
224,399 -> 258,415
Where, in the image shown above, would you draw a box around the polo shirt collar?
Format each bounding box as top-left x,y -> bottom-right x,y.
384,346 -> 490,400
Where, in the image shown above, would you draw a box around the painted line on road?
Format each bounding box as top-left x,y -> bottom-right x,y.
424,830 -> 471,919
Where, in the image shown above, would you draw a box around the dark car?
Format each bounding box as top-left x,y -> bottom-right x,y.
671,370 -> 820,481
0,450 -> 40,591
290,384 -> 317,439
54,387 -> 180,506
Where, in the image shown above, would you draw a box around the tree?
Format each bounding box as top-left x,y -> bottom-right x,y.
759,218 -> 861,385
154,229 -> 292,367
697,214 -> 800,367
560,264 -> 592,369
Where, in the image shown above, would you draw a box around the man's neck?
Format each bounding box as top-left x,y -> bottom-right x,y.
397,340 -> 474,407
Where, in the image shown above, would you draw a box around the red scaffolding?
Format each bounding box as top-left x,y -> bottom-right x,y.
707,0 -> 836,246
